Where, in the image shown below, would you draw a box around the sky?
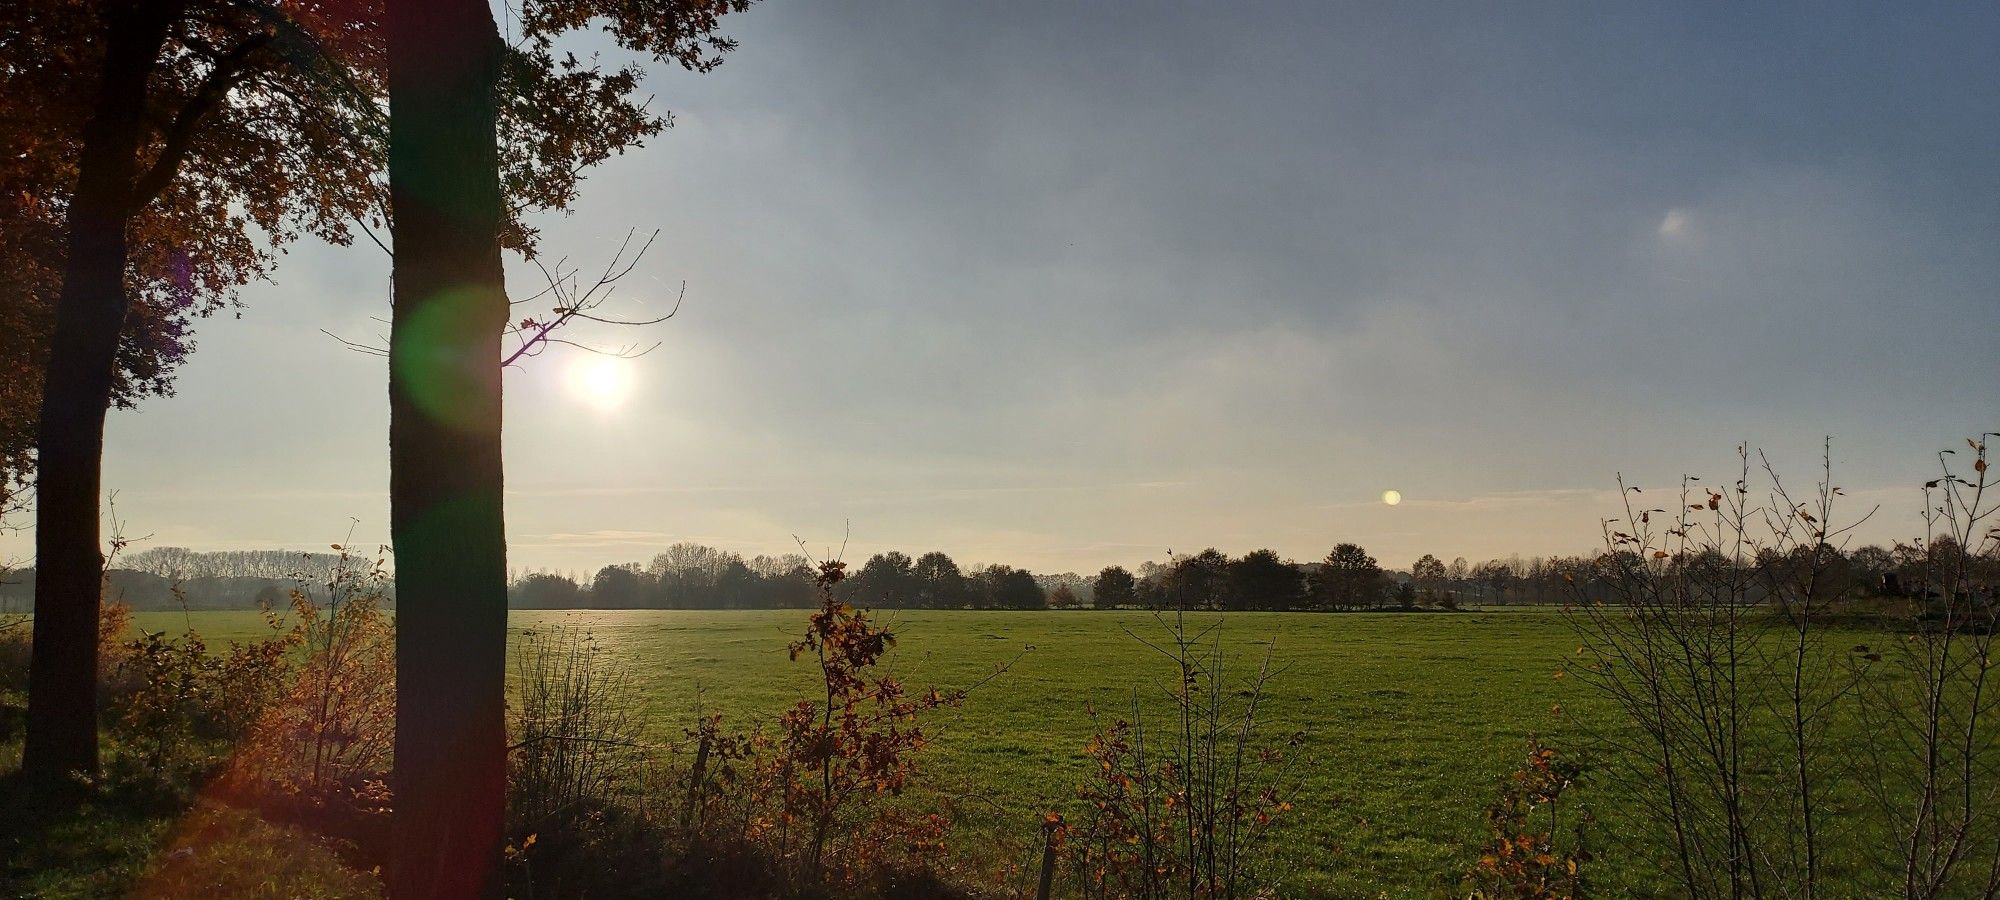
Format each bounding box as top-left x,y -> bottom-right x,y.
6,1 -> 1999,577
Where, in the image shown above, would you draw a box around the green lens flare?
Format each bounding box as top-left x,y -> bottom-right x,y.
394,286 -> 496,431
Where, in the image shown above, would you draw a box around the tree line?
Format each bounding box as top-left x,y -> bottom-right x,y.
3,538 -> 1939,617
506,537 -> 1944,612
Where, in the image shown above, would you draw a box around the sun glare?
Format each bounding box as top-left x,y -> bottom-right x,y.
568,357 -> 635,412
1382,489 -> 1402,506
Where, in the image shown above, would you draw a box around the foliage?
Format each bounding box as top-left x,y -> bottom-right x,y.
105,612 -> 290,786
1568,443 -> 1868,897
503,624 -> 654,897
1227,549 -> 1303,611
1311,544 -> 1384,610
507,625 -> 643,835
222,546 -> 395,819
1059,611 -> 1302,899
1096,566 -> 1138,609
1412,554 -> 1449,605
1569,433 -> 2000,898
1853,434 -> 2000,898
1467,736 -> 1591,900
753,559 -> 974,884
0,600 -> 136,743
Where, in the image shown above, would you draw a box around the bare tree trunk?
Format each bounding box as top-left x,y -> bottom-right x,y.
384,0 -> 510,895
22,2 -> 177,787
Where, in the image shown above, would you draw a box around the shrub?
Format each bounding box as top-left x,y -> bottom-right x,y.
223,546 -> 396,822
105,620 -> 290,786
1467,736 -> 1590,900
1570,433 -> 2000,898
1059,610 -> 1302,899
752,559 -> 972,886
502,559 -> 995,899
504,625 -> 653,896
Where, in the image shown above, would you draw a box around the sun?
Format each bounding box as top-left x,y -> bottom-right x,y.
1382,489 -> 1402,506
567,357 -> 635,412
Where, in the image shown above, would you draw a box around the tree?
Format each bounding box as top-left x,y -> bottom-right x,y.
1094,565 -> 1136,609
973,564 -> 1046,610
588,564 -> 644,608
846,550 -> 916,607
1313,543 -> 1384,610
14,0 -> 386,784
913,551 -> 967,608
1474,560 -> 1516,604
1411,554 -> 1448,605
510,571 -> 581,608
382,0 -> 513,886
1163,548 -> 1231,610
1048,583 -> 1080,608
1228,549 -> 1304,610
12,0 -> 746,783
1848,544 -> 1895,595
748,553 -> 815,608
648,542 -> 741,606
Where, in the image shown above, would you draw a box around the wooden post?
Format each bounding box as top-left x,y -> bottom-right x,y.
1037,813 -> 1063,900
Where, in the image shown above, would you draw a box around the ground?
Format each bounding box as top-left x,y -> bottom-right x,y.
131,606 -> 1642,897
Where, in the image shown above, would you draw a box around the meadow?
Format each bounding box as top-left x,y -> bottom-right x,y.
132,607 -> 1641,897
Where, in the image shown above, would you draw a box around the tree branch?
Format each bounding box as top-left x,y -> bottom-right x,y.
127,31 -> 275,209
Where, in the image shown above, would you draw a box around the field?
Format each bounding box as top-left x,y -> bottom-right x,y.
131,607 -> 1641,897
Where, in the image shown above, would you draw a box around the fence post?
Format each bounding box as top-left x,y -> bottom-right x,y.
1037,813 -> 1063,900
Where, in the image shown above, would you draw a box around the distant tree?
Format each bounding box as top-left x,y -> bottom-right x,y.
1474,560 -> 1516,604
1163,548 -> 1231,610
511,572 -> 581,609
973,564 -> 1045,610
847,551 -> 917,607
748,553 -> 810,579
1094,565 -> 1136,609
1228,549 -> 1304,610
756,558 -> 818,609
648,542 -> 742,606
1048,583 -> 1080,608
1313,543 -> 1385,610
1412,554 -> 1448,604
1394,581 -> 1419,610
1848,544 -> 1895,595
913,550 -> 968,608
588,564 -> 646,609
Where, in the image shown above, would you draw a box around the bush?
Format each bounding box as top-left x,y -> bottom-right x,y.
1058,610 -> 1302,899
221,547 -> 396,828
105,622 -> 290,787
1466,736 -> 1590,900
502,560 -> 995,899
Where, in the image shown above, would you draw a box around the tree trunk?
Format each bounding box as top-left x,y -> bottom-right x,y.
384,0 -> 510,896
22,2 -> 177,787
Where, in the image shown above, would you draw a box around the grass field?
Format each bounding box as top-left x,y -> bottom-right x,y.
132,607 -> 1638,897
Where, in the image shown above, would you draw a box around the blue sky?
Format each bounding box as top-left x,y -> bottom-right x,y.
6,1 -> 1996,575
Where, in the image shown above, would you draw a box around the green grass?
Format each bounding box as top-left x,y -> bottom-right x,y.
138,607 -> 1626,897
0,754 -> 380,900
